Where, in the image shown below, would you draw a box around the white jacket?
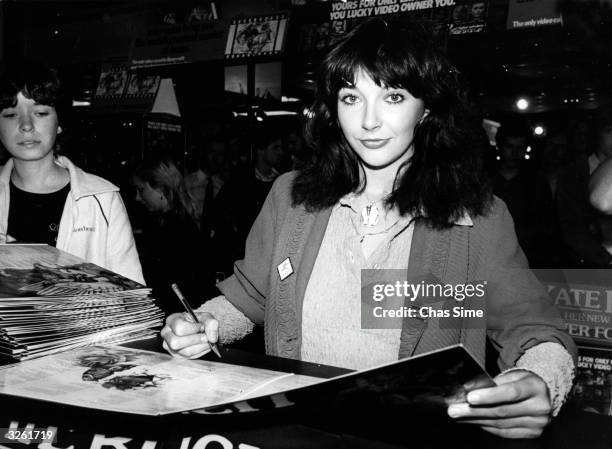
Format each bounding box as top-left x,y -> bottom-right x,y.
0,156 -> 145,284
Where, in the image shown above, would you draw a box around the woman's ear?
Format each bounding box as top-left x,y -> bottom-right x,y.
419,109 -> 430,125
57,125 -> 63,135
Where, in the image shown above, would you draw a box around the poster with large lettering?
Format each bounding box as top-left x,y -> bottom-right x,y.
570,346 -> 612,415
292,0 -> 481,55
535,269 -> 612,347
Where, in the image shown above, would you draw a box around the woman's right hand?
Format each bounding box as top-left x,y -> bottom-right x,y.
161,312 -> 219,359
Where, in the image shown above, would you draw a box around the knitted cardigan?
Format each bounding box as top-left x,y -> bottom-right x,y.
218,172 -> 577,370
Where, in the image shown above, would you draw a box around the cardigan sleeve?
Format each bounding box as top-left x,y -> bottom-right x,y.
216,173 -> 294,325
481,198 -> 577,371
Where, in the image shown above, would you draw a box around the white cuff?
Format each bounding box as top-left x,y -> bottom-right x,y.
503,342 -> 576,417
195,295 -> 255,345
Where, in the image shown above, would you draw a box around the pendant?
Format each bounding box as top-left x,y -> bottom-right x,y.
362,203 -> 379,227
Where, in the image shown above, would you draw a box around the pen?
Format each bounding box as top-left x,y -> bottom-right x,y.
170,283 -> 222,358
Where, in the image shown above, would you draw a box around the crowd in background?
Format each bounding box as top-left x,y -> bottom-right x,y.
2,94 -> 612,317
489,108 -> 612,270
123,121 -> 305,325
43,106 -> 610,325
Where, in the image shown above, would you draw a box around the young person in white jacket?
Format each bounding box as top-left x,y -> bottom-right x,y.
0,62 -> 144,284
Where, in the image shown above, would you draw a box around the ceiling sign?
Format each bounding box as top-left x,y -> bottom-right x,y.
326,0 -> 487,37
130,2 -> 225,68
329,0 -> 453,21
506,0 -> 563,30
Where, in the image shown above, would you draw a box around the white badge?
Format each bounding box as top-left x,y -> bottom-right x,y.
277,258 -> 294,281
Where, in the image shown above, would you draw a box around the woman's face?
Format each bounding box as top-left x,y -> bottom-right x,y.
337,70 -> 426,172
470,2 -> 485,19
0,92 -> 60,163
134,178 -> 169,213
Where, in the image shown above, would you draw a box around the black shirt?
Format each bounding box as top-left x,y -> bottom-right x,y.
7,181 -> 71,246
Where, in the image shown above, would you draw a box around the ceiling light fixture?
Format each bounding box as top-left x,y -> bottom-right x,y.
516,98 -> 529,111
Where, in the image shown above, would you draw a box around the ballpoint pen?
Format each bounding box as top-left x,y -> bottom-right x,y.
170,283 -> 222,358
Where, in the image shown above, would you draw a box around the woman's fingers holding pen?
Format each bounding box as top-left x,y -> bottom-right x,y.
201,313 -> 219,345
161,312 -> 218,359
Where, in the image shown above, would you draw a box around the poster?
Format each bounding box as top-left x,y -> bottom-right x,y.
506,0 -> 563,30
94,67 -> 129,98
130,2 -> 224,68
225,14 -> 289,59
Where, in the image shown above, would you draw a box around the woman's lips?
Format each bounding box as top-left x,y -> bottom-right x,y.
18,140 -> 41,147
359,139 -> 390,149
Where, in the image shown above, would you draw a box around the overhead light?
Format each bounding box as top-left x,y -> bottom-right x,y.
264,110 -> 298,116
281,96 -> 301,103
526,145 -> 532,153
524,154 -> 531,160
303,107 -> 314,118
533,126 -> 544,136
72,100 -> 91,107
516,98 -> 529,111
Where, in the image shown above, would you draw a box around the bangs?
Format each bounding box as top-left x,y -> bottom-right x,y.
322,19 -> 428,99
0,65 -> 62,111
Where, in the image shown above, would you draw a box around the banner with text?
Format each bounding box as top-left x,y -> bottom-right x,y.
327,0 -> 489,36
506,0 -> 563,30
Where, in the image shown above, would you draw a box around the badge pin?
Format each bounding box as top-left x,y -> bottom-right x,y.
277,258 -> 294,281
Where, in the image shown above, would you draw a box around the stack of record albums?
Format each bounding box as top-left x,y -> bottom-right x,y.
0,244 -> 163,360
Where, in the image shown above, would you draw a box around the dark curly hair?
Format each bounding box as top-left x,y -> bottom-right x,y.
292,18 -> 491,228
0,61 -> 71,152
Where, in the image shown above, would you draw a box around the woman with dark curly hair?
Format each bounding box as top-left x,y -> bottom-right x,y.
161,19 -> 575,438
0,61 -> 143,283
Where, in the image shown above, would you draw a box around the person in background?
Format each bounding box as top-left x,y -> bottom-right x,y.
0,61 -> 143,283
492,120 -> 557,268
286,127 -> 309,171
590,155 -> 612,214
211,124 -> 287,277
586,108 -> 612,254
184,137 -> 227,222
132,153 -> 213,313
161,19 -> 575,439
557,105 -> 612,267
536,125 -> 574,267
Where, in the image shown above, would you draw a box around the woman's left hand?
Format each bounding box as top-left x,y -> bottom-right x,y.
447,369 -> 552,439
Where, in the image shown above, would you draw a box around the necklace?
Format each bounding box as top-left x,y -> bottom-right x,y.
362,202 -> 380,227
361,193 -> 389,227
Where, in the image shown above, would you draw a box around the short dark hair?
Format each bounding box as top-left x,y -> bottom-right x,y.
0,61 -> 71,124
292,18 -> 491,228
495,119 -> 530,146
250,120 -> 288,154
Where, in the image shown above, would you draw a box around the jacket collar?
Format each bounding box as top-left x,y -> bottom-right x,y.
0,156 -> 119,199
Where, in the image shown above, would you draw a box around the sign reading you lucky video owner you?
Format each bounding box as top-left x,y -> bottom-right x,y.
326,0 -> 489,35
329,0 -> 461,20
